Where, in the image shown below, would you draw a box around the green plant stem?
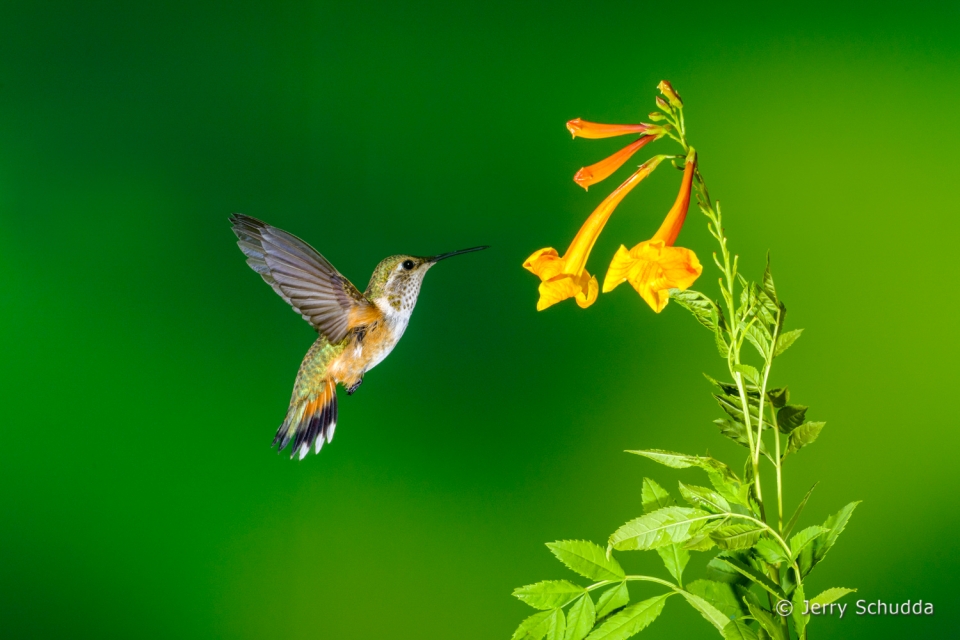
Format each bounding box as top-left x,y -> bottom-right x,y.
771,404 -> 785,534
585,575 -> 677,593
753,306 -> 780,472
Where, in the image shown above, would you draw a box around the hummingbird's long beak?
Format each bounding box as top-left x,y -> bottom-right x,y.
428,246 -> 489,263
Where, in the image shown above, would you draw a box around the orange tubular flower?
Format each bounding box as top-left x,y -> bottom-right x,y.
602,149 -> 703,313
566,118 -> 660,139
573,135 -> 655,191
524,156 -> 666,311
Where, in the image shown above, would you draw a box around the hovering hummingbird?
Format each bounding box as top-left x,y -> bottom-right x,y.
230,214 -> 487,460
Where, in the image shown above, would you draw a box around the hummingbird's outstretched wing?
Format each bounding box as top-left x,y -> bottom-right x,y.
230,214 -> 377,343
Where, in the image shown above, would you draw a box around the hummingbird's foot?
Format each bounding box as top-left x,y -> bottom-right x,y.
346,377 -> 363,395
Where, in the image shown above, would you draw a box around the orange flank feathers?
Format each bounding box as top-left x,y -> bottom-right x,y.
348,304 -> 382,328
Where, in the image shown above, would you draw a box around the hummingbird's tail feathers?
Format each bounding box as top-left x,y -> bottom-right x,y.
273,378 -> 339,460
229,213 -> 375,344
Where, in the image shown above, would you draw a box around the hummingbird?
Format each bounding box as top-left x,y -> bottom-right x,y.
229,214 -> 487,460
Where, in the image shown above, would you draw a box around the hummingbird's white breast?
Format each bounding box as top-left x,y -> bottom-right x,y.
358,295 -> 416,372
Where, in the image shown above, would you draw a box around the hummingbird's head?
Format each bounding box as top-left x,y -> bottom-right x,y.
366,247 -> 487,315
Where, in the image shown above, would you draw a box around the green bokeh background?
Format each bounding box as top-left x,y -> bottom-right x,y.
2,1 -> 959,638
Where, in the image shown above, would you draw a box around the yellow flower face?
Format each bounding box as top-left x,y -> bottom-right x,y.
602,240 -> 702,313
523,248 -> 599,310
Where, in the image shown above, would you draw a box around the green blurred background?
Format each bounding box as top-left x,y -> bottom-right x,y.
2,1 -> 958,638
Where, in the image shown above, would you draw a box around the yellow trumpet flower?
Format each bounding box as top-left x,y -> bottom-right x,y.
524,156 -> 666,311
602,149 -> 702,313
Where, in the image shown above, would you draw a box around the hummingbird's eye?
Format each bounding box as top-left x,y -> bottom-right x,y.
401,260 -> 415,271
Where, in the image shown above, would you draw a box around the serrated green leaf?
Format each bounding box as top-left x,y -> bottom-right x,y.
714,394 -> 761,427
656,544 -> 690,583
743,599 -> 785,640
715,323 -> 731,357
709,554 -> 785,599
722,620 -> 759,640
681,519 -> 723,551
703,471 -> 751,510
810,587 -> 857,606
776,405 -> 807,432
670,289 -> 718,331
766,387 -> 789,409
714,419 -> 770,459
733,364 -> 760,385
783,482 -> 818,539
744,322 -> 771,358
788,526 -> 827,560
791,583 -> 807,637
595,582 -> 629,619
706,554 -> 748,586
774,329 -> 803,357
513,581 -> 586,610
564,595 -> 596,640
687,579 -> 744,621
547,608 -> 566,640
609,507 -> 712,551
679,482 -> 731,514
806,502 -> 859,572
754,537 -> 789,565
641,478 -> 674,512
785,422 -> 825,456
512,610 -> 556,640
682,532 -> 718,551
626,449 -> 699,469
548,541 -> 625,582
762,252 -> 778,303
705,374 -> 760,399
710,524 -> 764,550
677,589 -> 730,632
629,450 -> 749,509
585,593 -> 672,640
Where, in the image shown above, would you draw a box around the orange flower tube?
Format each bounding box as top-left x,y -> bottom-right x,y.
566,118 -> 659,139
573,136 -> 656,191
524,156 -> 666,311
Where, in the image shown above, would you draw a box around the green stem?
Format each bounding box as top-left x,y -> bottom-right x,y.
771,404 -> 784,533
754,307 -> 781,466
733,370 -> 762,503
585,575 -> 677,593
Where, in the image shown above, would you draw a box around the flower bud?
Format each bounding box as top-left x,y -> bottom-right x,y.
655,96 -> 673,114
658,80 -> 683,109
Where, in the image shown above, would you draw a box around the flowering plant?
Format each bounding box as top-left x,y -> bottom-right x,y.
512,82 -> 858,640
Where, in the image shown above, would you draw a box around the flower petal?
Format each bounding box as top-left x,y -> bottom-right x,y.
602,240 -> 702,313
575,272 -> 598,308
573,136 -> 655,190
566,118 -> 657,139
523,248 -> 563,279
536,273 -> 583,311
601,244 -> 634,293
657,245 -> 703,291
